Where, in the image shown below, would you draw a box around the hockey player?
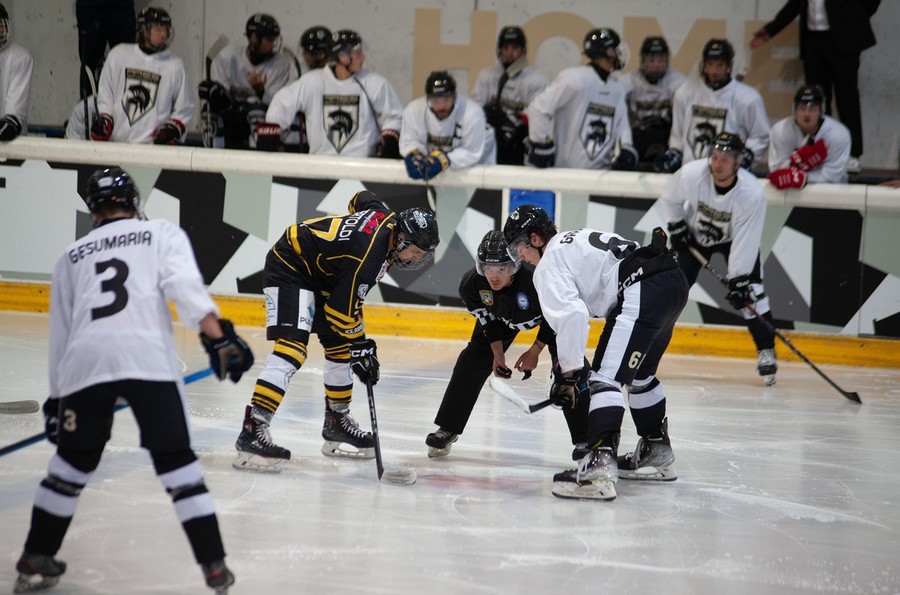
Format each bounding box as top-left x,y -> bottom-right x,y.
657,38 -> 769,173
260,29 -> 403,157
503,206 -> 688,501
658,132 -> 778,385
13,167 -> 253,594
400,70 -> 496,181
425,231 -> 589,459
198,13 -> 300,149
90,6 -> 195,144
233,192 -> 439,471
525,27 -> 637,170
471,26 -> 548,165
300,25 -> 332,72
616,36 -> 687,168
767,84 -> 851,188
0,3 -> 34,142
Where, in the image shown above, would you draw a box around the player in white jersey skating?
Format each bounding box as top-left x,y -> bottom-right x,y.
0,3 -> 33,142
657,39 -> 770,173
198,13 -> 299,149
401,70 -> 496,181
616,36 -> 687,168
503,206 -> 688,501
658,132 -> 778,385
90,7 -> 194,145
471,26 -> 548,165
526,27 -> 637,170
12,167 -> 253,594
260,29 -> 403,157
767,83 -> 851,188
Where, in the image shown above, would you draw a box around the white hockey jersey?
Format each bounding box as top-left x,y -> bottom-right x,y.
768,115 -> 851,183
657,159 -> 767,279
97,43 -> 195,143
211,43 -> 299,105
49,218 -> 219,397
266,65 -> 403,157
617,68 -> 687,129
471,63 -> 548,116
0,42 -> 33,128
533,229 -> 639,372
668,78 -> 770,166
527,65 -> 633,169
399,95 -> 496,167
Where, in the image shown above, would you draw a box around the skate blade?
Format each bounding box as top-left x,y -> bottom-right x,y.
427,445 -> 452,458
14,574 -> 61,593
551,479 -> 617,501
619,465 -> 677,481
763,374 -> 776,386
321,441 -> 375,459
232,451 -> 287,473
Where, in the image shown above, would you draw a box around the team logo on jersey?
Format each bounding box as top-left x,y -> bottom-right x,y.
323,94 -> 360,152
122,68 -> 161,126
696,202 -> 730,246
580,103 -> 615,160
358,284 -> 369,299
480,290 -> 494,306
375,261 -> 388,282
689,106 -> 727,158
516,292 -> 529,310
427,123 -> 462,153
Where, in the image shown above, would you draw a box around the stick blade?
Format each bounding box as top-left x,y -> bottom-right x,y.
843,391 -> 862,404
206,34 -> 230,62
488,377 -> 532,414
0,400 -> 40,414
381,466 -> 417,485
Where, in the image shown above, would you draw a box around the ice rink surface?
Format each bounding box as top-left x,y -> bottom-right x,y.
1,311 -> 899,594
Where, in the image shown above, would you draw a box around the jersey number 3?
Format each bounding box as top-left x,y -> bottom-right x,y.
91,258 -> 130,321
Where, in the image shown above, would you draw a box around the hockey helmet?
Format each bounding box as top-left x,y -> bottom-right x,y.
639,36 -> 669,83
793,84 -> 826,109
640,36 -> 669,58
85,167 -> 140,214
245,13 -> 281,63
710,132 -> 745,158
583,28 -> 622,69
496,26 -> 526,62
301,26 -> 332,53
476,230 -> 520,277
392,208 -> 440,271
246,13 -> 280,39
0,3 -> 9,51
502,205 -> 556,254
330,29 -> 363,60
137,6 -> 173,53
425,70 -> 457,98
700,38 -> 734,90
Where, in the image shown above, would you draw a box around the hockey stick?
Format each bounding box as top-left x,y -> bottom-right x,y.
488,376 -> 555,414
0,400 -> 40,414
687,245 -> 862,404
0,368 -> 215,458
84,64 -> 99,134
364,378 -> 416,485
202,35 -> 230,148
80,64 -> 91,140
423,176 -> 437,212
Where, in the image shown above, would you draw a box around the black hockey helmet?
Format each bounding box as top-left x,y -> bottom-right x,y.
301,26 -> 332,53
136,6 -> 173,52
503,205 -> 556,252
641,36 -> 668,58
246,13 -> 280,39
85,167 -> 140,214
0,3 -> 9,50
702,38 -> 733,67
710,131 -> 745,158
476,230 -> 520,277
583,28 -> 622,69
425,70 -> 456,98
392,208 -> 440,271
330,29 -> 363,60
497,26 -> 526,52
793,84 -> 826,109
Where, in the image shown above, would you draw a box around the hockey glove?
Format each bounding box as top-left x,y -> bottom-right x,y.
254,122 -> 283,152
611,144 -> 639,171
726,275 -> 754,310
667,220 -> 690,252
423,149 -> 450,180
42,397 -> 61,445
740,148 -> 755,170
789,138 -> 828,172
349,338 -> 380,386
375,129 -> 401,159
526,139 -> 555,168
767,167 -> 807,190
152,120 -> 185,145
654,148 -> 682,173
200,319 -> 255,383
404,150 -> 426,179
198,80 -> 233,113
90,113 -> 114,141
0,115 -> 22,141
548,365 -> 590,411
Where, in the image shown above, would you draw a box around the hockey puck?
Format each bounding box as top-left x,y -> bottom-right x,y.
381,466 -> 417,485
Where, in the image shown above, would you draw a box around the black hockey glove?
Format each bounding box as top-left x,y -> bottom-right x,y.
200,319 -> 255,383
726,275 -> 754,310
548,365 -> 590,411
654,148 -> 682,173
90,113 -> 114,141
667,220 -> 690,252
740,147 -> 754,170
43,397 -> 61,445
375,129 -> 401,159
153,120 -> 185,145
254,122 -> 283,152
349,338 -> 380,386
611,144 -> 638,171
526,139 -> 555,168
0,115 -> 22,141
198,80 -> 233,112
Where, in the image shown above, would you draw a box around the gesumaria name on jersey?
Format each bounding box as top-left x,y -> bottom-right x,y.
697,201 -> 732,223
68,231 -> 153,264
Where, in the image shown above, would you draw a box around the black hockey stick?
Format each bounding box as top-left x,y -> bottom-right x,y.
364,377 -> 416,485
80,64 -> 90,140
83,64 -> 99,134
688,246 -> 862,404
0,368 -> 215,457
488,377 -> 555,414
202,35 -> 230,148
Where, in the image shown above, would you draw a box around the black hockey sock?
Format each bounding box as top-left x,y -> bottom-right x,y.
630,399 -> 667,438
747,311 -> 776,350
587,405 -> 625,453
183,515 -> 226,565
23,507 -> 73,556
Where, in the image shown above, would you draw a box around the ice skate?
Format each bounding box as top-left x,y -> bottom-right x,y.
13,553 -> 66,593
426,428 -> 458,458
233,405 -> 290,472
757,348 -> 777,386
202,559 -> 235,594
571,442 -> 590,461
321,408 -> 375,459
551,447 -> 618,501
618,418 -> 677,481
